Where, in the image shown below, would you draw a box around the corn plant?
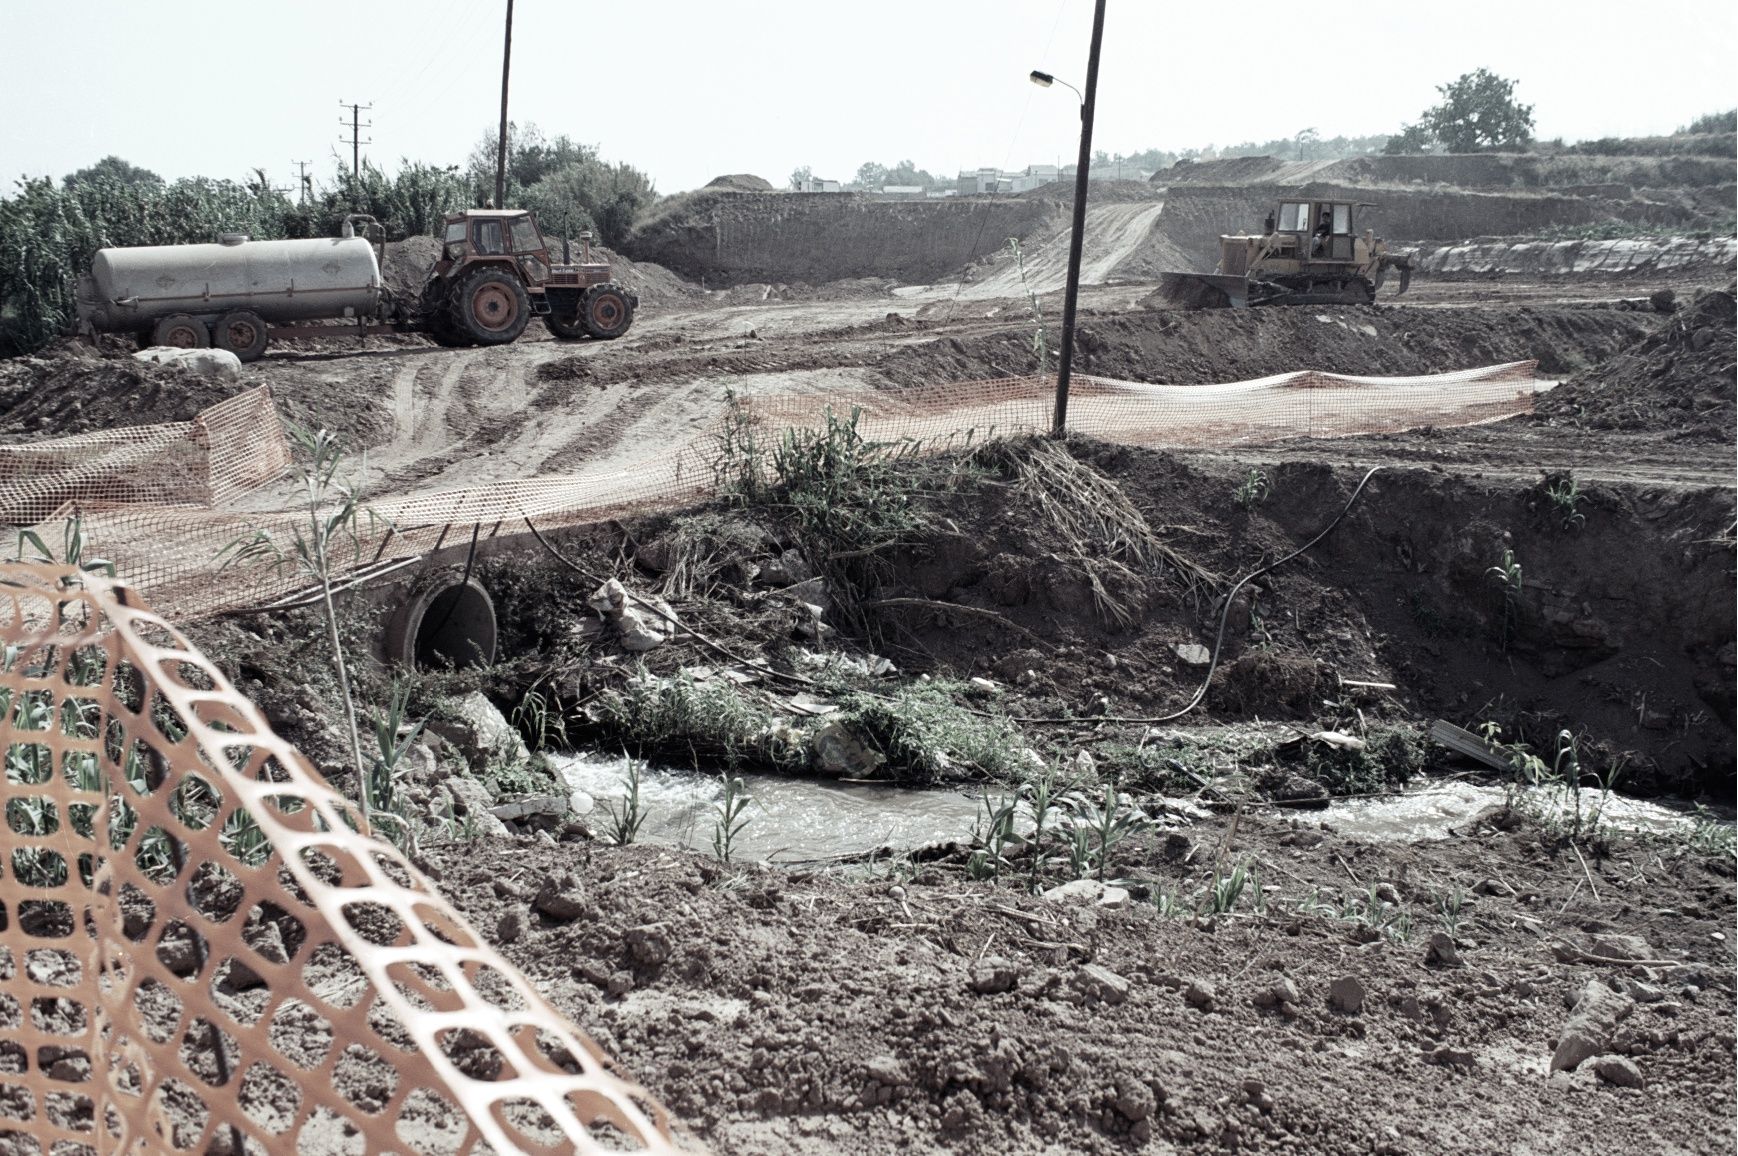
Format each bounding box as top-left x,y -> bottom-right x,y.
1200,858 -> 1252,915
1234,468 -> 1271,510
710,773 -> 751,863
604,755 -> 649,846
1063,783 -> 1153,880
966,790 -> 1019,881
1545,473 -> 1586,532
1486,548 -> 1523,651
1434,886 -> 1465,936
365,677 -> 425,850
1023,770 -> 1067,891
222,425 -> 376,818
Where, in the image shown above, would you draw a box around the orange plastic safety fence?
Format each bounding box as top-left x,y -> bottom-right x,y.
15,363 -> 1543,621
0,562 -> 683,1154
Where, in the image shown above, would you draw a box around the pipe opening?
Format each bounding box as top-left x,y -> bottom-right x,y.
388,579 -> 497,670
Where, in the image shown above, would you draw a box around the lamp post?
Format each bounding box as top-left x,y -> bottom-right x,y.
1031,0 -> 1106,437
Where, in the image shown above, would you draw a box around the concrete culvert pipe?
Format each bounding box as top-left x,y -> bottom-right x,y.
386,578 -> 498,670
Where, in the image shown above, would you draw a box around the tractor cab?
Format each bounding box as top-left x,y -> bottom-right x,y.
436,209 -> 550,286
1266,200 -> 1361,262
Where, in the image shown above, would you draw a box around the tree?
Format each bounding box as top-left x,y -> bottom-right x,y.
1681,109 -> 1736,135
789,165 -> 813,190
1294,127 -> 1320,161
854,161 -> 889,189
63,156 -> 162,190
1389,69 -> 1534,154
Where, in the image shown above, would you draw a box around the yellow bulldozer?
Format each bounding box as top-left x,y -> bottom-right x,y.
1158,198 -> 1415,308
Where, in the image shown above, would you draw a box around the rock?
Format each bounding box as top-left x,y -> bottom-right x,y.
567,788 -> 595,816
1073,964 -> 1130,1006
1162,832 -> 1194,862
428,692 -> 529,766
490,794 -> 569,821
624,924 -> 672,966
1043,878 -> 1107,905
809,721 -> 886,777
495,908 -> 527,945
1185,979 -> 1217,1011
1068,749 -> 1096,777
1592,1055 -> 1645,1089
1373,883 -> 1402,906
1099,886 -> 1131,909
1279,828 -> 1325,848
440,776 -> 511,838
1327,976 -> 1365,1014
607,971 -> 635,997
863,1055 -> 909,1087
1428,1046 -> 1475,1068
1424,932 -> 1463,968
1113,1074 -> 1155,1121
970,957 -> 1020,994
1175,643 -> 1212,667
1254,976 -> 1300,1009
532,874 -> 588,922
134,346 -> 243,382
1472,878 -> 1513,897
1590,933 -> 1655,962
1552,982 -> 1636,1072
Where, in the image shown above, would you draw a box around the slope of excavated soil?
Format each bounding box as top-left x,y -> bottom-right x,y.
1537,285 -> 1736,443
423,815 -> 1737,1156
878,304 -> 1660,388
0,343 -> 245,439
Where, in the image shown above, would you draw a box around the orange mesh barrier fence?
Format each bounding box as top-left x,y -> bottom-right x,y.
0,388 -> 290,526
13,363 -> 1543,621
0,562 -> 682,1154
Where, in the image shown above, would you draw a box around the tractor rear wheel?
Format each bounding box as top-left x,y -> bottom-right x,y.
213,310 -> 269,361
449,267 -> 531,345
152,314 -> 209,349
580,285 -> 633,340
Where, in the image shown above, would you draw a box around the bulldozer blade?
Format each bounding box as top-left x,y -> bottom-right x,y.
1396,261 -> 1412,296
1155,272 -> 1249,310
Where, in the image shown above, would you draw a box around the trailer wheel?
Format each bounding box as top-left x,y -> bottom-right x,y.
214,310 -> 269,361
450,267 -> 530,345
580,285 -> 633,340
152,314 -> 209,349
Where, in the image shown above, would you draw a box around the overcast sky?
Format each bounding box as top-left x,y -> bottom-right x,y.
4,0 -> 1734,194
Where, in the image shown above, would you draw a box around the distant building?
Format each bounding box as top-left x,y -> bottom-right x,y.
880,185 -> 926,197
793,176 -> 844,192
955,160 -> 1150,194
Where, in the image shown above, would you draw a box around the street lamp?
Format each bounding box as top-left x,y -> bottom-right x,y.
1031,0 -> 1106,438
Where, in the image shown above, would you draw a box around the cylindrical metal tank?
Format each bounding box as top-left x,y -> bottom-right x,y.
77,235 -> 384,334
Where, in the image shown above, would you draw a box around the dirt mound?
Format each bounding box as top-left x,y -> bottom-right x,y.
1537,285 -> 1737,442
381,235 -> 441,302
588,243 -> 705,305
705,173 -> 775,192
877,304 -> 1658,388
0,343 -> 245,440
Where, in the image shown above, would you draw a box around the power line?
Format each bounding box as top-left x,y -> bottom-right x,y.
337,100 -> 373,178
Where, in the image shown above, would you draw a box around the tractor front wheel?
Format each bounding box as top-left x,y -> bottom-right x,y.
580,285 -> 633,340
449,267 -> 531,345
543,299 -> 588,340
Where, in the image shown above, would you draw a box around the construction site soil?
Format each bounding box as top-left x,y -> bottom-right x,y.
4,196 -> 1734,1153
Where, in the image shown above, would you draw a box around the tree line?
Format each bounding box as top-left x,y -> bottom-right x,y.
0,124 -> 657,355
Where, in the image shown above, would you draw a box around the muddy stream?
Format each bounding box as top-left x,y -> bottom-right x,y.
554,753 -> 1725,862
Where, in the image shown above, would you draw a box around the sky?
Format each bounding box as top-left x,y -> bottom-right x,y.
3,0 -> 1734,195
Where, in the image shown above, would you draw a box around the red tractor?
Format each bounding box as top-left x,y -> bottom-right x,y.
420,209 -> 637,346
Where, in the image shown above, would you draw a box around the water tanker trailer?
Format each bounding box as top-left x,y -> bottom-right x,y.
76,210 -> 636,361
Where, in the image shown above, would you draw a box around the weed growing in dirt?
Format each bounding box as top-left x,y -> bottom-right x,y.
364,677 -> 424,852
1434,886 -> 1465,937
710,773 -> 752,863
604,756 -> 649,846
1234,468 -> 1271,510
511,684 -> 569,752
14,513 -> 114,582
832,678 -> 1032,783
1023,770 -> 1069,892
1201,859 -> 1252,916
1544,472 -> 1587,532
593,668 -> 796,770
1486,548 -> 1524,651
1006,236 -> 1053,372
1296,724 -> 1426,796
1686,806 -> 1736,858
222,425 -> 378,818
966,791 -> 1020,881
1061,782 -> 1153,880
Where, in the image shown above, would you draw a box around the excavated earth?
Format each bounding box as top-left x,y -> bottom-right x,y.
5,209 -> 1735,1154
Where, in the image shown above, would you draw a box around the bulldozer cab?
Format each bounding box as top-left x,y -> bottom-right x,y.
437,209 -> 550,286
1272,200 -> 1358,261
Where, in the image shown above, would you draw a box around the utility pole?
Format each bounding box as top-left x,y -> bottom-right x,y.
1051,0 -> 1105,438
338,100 -> 372,179
291,159 -> 312,205
495,0 -> 514,208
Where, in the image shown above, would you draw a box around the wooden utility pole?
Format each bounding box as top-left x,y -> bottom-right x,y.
495,0 -> 514,208
1052,0 -> 1106,438
292,159 -> 312,205
337,101 -> 372,179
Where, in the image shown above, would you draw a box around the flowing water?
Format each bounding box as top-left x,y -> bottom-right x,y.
554,753 -> 1729,863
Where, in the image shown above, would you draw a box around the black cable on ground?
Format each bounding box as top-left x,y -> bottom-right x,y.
1012,464 -> 1387,727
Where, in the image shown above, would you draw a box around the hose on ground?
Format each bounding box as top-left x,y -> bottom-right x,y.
1014,464 -> 1387,727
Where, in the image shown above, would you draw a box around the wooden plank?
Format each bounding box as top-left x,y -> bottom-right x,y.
1428,719 -> 1514,772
